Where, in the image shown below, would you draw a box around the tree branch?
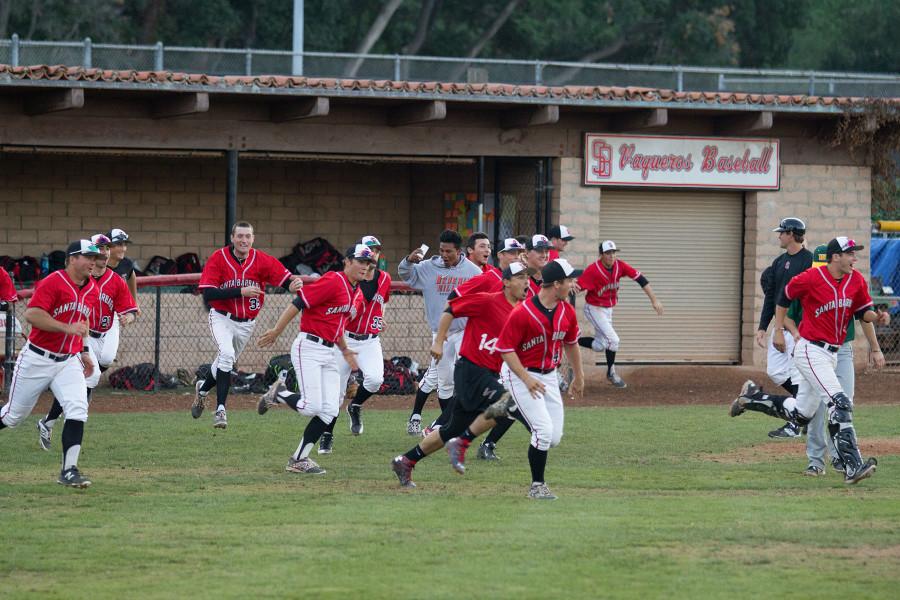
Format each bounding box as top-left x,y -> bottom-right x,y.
345,0 -> 405,78
448,0 -> 521,81
402,0 -> 440,55
545,36 -> 627,86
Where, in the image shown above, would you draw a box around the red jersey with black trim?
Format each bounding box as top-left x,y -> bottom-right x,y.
199,247 -> 291,319
450,291 -> 520,372
298,271 -> 363,343
527,277 -> 541,298
578,259 -> 641,308
784,266 -> 873,346
0,268 -> 17,303
26,270 -> 99,355
496,295 -> 579,370
347,270 -> 392,336
90,269 -> 138,333
454,268 -> 503,297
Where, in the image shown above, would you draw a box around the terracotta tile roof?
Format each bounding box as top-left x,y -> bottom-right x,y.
2,64 -> 896,110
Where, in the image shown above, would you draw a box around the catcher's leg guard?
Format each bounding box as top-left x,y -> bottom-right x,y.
826,392 -> 866,475
742,391 -> 805,424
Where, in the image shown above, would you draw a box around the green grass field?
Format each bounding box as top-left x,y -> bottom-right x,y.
2,404 -> 899,599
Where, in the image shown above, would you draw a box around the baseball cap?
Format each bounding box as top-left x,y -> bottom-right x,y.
67,239 -> 102,256
526,234 -> 552,251
346,244 -> 376,262
499,238 -> 526,253
541,258 -> 583,284
773,217 -> 806,234
549,225 -> 574,241
91,233 -> 111,247
600,240 -> 618,253
108,228 -> 131,244
502,262 -> 534,279
360,235 -> 382,248
825,236 -> 864,261
812,244 -> 828,267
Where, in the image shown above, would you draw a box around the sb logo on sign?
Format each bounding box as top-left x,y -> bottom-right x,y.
590,139 -> 612,179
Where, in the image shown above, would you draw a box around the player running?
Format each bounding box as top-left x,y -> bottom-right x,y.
192,221 -> 302,429
547,225 -> 574,261
391,262 -> 532,489
0,240 -> 101,488
576,240 -> 663,388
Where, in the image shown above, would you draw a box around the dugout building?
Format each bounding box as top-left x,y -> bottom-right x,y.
0,65 -> 882,370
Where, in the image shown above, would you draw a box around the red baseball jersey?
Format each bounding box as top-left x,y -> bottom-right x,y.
199,247 -> 291,319
90,269 -> 138,333
496,295 -> 579,370
26,270 -> 99,355
527,277 -> 541,298
454,268 -> 503,297
784,266 -> 873,346
578,259 -> 641,308
548,249 -> 560,261
0,268 -> 17,303
450,291 -> 520,372
298,271 -> 363,343
482,264 -> 501,275
347,270 -> 392,336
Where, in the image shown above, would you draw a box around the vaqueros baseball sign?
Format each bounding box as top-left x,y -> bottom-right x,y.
583,133 -> 779,190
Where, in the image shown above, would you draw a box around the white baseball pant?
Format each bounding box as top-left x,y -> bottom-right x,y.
338,335 -> 385,400
783,338 -> 845,421
289,333 -> 341,422
98,314 -> 121,368
207,310 -> 256,373
419,330 -> 462,399
584,305 -> 619,352
765,328 -> 796,385
1,345 -> 89,427
501,364 -> 564,451
806,341 -> 854,469
83,335 -> 103,388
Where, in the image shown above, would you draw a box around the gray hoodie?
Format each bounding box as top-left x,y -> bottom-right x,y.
398,255 -> 482,333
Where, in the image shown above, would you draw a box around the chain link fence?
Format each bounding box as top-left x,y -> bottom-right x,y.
3,36 -> 900,97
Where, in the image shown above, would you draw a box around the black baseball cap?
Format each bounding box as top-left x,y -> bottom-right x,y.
526,234 -> 552,251
773,218 -> 806,235
548,225 -> 574,241
541,259 -> 583,284
67,239 -> 102,256
825,236 -> 864,261
108,228 -> 132,244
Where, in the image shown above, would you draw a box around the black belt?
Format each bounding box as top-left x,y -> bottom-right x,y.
348,332 -> 378,341
28,345 -> 72,362
527,367 -> 555,375
89,331 -> 105,339
305,334 -> 335,348
809,340 -> 840,353
213,309 -> 253,323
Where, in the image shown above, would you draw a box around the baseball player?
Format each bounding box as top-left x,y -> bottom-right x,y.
466,232 -> 494,272
547,225 -> 574,261
735,237 -> 884,484
576,240 -> 663,388
491,258 -> 585,500
391,263 -> 533,488
256,244 -> 372,475
37,233 -> 138,450
193,221 -> 302,429
1,266 -> 19,391
399,230 -> 481,436
1,266 -> 16,304
0,240 -> 101,488
103,228 -> 141,379
754,217 -> 813,438
318,235 -> 391,454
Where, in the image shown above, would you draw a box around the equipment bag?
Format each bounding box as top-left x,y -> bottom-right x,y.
176,253 -> 202,274
264,354 -> 299,393
108,363 -> 158,391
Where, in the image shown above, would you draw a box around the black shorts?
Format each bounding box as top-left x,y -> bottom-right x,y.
453,356 -> 506,412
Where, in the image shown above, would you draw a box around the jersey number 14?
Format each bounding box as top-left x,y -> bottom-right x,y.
478,334 -> 498,354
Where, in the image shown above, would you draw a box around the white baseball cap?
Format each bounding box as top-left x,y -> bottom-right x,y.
526,234 -> 552,250
346,244 -> 376,262
360,235 -> 382,248
600,240 -> 618,253
499,238 -> 526,253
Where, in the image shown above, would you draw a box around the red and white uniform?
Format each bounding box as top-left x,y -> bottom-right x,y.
84,269 -> 139,387
782,267 -> 873,419
578,259 -> 641,353
291,271 -> 363,421
200,246 -> 291,375
2,271 -> 99,427
339,270 -> 392,398
0,268 -> 17,303
527,277 -> 541,298
496,296 -> 579,451
450,291 -> 519,373
453,268 -> 503,298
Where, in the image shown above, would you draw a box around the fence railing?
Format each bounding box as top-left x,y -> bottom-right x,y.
3,35 -> 900,97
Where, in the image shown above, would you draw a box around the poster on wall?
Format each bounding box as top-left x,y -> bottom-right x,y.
583,133 -> 780,190
444,192 -> 494,237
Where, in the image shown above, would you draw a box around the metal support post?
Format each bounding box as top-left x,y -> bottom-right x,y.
153,287 -> 161,391
154,42 -> 164,71
11,33 -> 19,67
225,150 -> 238,245
83,37 -> 92,68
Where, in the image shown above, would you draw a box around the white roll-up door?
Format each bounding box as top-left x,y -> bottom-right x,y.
590,190 -> 744,363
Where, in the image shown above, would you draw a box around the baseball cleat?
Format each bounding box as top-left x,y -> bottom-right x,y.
607,370 -> 627,388
58,467 -> 91,489
213,409 -> 228,429
258,374 -> 287,415
845,457 -> 877,485
318,432 -> 334,455
577,336 -> 595,349
446,437 -> 470,475
831,456 -> 846,474
730,380 -> 761,416
527,482 -> 557,500
391,456 -> 416,488
191,381 -> 208,419
768,422 -> 801,439
347,404 -> 364,435
285,457 -> 326,475
803,465 -> 825,477
477,441 -> 500,461
483,391 -> 516,420
407,415 -> 422,436
37,419 -> 52,451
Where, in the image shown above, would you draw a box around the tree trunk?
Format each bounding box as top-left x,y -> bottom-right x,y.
140,0 -> 166,44
402,0 -> 440,55
545,37 -> 627,86
345,0 -> 405,78
448,0 -> 521,82
0,0 -> 12,39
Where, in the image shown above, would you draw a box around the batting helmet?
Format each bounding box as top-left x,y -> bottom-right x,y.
772,218 -> 806,235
